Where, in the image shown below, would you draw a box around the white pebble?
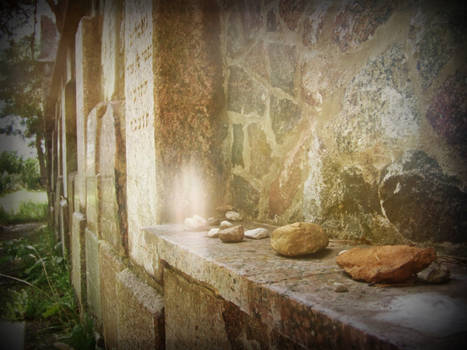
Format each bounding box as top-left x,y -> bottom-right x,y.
225,211 -> 242,221
244,228 -> 269,239
207,228 -> 220,238
220,220 -> 233,229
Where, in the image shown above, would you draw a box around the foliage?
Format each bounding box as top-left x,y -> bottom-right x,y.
0,226 -> 97,349
0,150 -> 42,193
0,201 -> 47,224
0,0 -> 34,38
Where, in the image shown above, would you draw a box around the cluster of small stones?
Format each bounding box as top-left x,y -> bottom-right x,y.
185,206 -> 272,243
219,0 -> 466,251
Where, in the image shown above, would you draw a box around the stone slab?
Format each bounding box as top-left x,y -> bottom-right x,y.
144,225 -> 467,349
116,268 -> 164,349
98,102 -> 126,253
85,228 -> 101,326
124,0 -> 158,270
75,16 -> 101,212
99,240 -> 125,350
71,212 -> 86,309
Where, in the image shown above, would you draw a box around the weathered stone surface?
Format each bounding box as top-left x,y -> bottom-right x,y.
302,2 -> 329,47
98,102 -> 126,252
225,210 -> 242,221
227,66 -> 266,116
336,245 -> 436,283
271,222 -> 328,257
269,143 -> 305,217
219,225 -> 244,243
270,96 -> 301,144
380,150 -> 467,243
268,43 -> 297,96
71,212 -> 86,309
85,228 -> 101,325
75,16 -> 101,212
101,0 -> 124,101
417,261 -> 450,284
266,9 -> 278,32
426,71 -> 467,153
410,6 -> 464,88
125,0 -> 158,268
231,124 -> 244,167
247,123 -> 272,179
116,268 -> 164,349
226,0 -> 262,57
336,44 -> 419,154
333,0 -> 394,52
231,175 -> 260,218
147,225 -> 467,348
244,41 -> 269,81
207,217 -> 220,226
155,0 -> 224,222
98,240 -> 125,349
244,227 -> 269,239
279,0 -> 306,31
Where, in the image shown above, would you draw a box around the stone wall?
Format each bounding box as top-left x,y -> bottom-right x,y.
219,0 -> 466,249
46,0 -> 466,348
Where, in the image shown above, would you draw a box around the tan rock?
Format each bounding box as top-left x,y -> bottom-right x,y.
336,245 -> 436,283
270,222 -> 328,257
219,225 -> 244,243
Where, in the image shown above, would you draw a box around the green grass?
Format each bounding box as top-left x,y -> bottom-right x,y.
0,226 -> 97,349
0,201 -> 48,225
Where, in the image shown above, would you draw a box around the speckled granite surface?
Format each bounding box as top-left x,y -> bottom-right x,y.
143,224 -> 467,349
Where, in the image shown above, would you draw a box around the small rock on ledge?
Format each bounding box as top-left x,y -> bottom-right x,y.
417,261 -> 450,284
184,215 -> 208,231
270,222 -> 328,257
220,220 -> 233,229
207,228 -> 220,238
336,245 -> 436,283
244,228 -> 269,239
225,211 -> 243,221
219,225 -> 244,243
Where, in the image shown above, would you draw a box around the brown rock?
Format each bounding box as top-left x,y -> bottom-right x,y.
219,225 -> 244,243
216,204 -> 234,214
336,245 -> 436,283
270,222 -> 328,257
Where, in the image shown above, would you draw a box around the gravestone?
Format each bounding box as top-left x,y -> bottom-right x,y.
99,102 -> 126,252
124,0 -> 159,269
75,16 -> 101,212
71,212 -> 86,308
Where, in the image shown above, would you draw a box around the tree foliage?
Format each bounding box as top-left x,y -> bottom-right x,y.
0,0 -> 34,39
0,150 -> 42,193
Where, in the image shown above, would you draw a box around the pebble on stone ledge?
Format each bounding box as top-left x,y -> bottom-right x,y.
270,222 -> 328,257
417,261 -> 450,284
219,225 -> 244,243
336,245 -> 436,283
244,227 -> 269,239
207,228 -> 220,238
184,215 -> 208,231
220,220 -> 233,229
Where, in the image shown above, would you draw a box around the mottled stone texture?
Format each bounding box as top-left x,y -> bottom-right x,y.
75,16 -> 101,212
71,212 -> 86,309
333,0 -> 394,52
85,228 -> 101,325
98,102 -> 127,254
155,0 -> 224,221
116,268 -> 165,349
220,1 -> 465,248
164,267 -> 299,350
380,151 -> 467,243
98,241 -> 124,350
426,71 -> 467,154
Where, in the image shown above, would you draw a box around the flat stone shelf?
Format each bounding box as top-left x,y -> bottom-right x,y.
143,224 -> 467,349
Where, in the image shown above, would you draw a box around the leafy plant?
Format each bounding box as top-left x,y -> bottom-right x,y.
0,226 -> 98,349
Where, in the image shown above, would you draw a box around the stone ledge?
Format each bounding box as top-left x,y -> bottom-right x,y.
143,224 -> 467,349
